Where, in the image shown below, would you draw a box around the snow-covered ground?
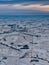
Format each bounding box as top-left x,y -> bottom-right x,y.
0,20 -> 49,65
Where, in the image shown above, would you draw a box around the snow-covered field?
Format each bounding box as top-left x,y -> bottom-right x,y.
0,20 -> 49,65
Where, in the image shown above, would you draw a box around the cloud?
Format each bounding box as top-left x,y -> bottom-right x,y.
8,4 -> 49,12
0,0 -> 49,15
0,4 -> 49,12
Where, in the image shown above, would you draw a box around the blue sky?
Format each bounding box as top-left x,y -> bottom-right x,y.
0,0 -> 49,15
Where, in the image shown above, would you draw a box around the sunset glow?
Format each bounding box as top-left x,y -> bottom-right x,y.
0,4 -> 49,12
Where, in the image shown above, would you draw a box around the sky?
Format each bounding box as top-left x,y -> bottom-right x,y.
0,0 -> 49,15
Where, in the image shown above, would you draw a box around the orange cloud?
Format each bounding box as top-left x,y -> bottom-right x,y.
11,4 -> 49,12
0,4 -> 49,12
